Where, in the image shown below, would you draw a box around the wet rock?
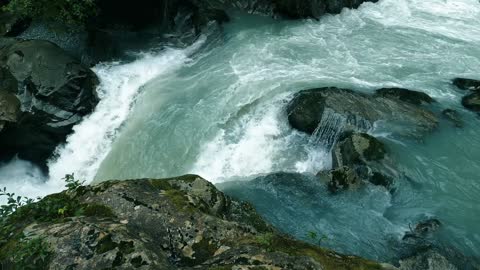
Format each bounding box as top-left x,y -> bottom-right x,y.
0,175 -> 387,269
462,92 -> 480,112
375,88 -> 435,106
323,166 -> 362,193
442,109 -> 463,128
0,40 -> 99,169
369,171 -> 393,188
399,249 -> 458,270
332,132 -> 386,168
452,78 -> 480,91
403,219 -> 442,241
286,87 -> 438,138
0,90 -> 20,131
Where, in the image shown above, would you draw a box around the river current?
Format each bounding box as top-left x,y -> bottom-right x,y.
1,0 -> 479,263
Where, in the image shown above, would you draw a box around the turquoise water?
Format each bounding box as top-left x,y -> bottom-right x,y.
1,0 -> 479,264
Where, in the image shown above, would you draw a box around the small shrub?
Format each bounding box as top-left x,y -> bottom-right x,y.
0,187 -> 35,218
63,173 -> 85,191
11,237 -> 52,270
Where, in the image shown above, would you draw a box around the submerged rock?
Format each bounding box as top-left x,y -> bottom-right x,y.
286,87 -> 438,138
452,78 -> 480,91
442,109 -> 463,128
374,88 -> 435,106
0,40 -> 99,169
462,92 -> 480,112
403,218 -> 442,241
0,175 -> 388,269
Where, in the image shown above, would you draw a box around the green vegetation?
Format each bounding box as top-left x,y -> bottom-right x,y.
0,174 -> 115,268
0,187 -> 36,218
63,173 -> 85,191
10,237 -> 52,270
3,0 -> 98,26
246,233 -> 384,270
307,231 -> 329,245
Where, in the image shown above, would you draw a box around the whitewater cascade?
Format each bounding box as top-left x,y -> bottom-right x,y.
1,0 -> 480,263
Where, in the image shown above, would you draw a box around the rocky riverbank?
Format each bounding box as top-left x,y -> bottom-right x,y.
0,175 -> 391,269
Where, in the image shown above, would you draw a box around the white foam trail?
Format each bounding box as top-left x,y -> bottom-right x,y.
192,95 -> 331,183
47,39 -> 204,186
0,38 -> 205,200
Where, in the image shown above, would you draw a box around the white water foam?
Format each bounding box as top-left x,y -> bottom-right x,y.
0,38 -> 204,200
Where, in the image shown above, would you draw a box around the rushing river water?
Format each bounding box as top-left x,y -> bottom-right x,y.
1,0 -> 480,264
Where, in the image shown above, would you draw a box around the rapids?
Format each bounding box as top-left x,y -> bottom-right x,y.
1,0 -> 479,263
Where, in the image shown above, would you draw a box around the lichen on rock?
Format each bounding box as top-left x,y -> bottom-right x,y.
0,175 -> 388,269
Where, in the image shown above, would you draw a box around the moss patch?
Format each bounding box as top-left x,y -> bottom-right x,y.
247,233 -> 383,270
83,203 -> 115,218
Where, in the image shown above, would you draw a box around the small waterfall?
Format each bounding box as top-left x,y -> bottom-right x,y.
310,108 -> 373,148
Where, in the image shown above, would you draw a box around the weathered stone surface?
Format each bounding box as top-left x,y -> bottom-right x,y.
375,88 -> 435,106
0,40 -> 99,169
462,92 -> 480,112
0,175 -> 388,270
332,132 -> 386,168
399,250 -> 458,270
452,78 -> 480,92
287,87 -> 438,138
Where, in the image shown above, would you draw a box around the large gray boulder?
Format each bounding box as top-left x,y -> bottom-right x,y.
0,40 -> 99,169
0,175 -> 388,269
287,87 -> 438,138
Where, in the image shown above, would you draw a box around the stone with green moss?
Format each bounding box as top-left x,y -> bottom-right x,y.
0,175 -> 391,269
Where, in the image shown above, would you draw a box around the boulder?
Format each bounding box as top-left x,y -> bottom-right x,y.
0,90 -> 20,132
462,92 -> 480,112
0,40 -> 99,169
0,175 -> 387,269
452,78 -> 480,91
442,109 -> 463,128
375,88 -> 435,106
287,87 -> 438,138
332,132 -> 386,168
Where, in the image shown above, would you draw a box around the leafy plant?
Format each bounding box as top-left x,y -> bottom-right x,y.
0,187 -> 35,218
11,236 -> 52,270
4,0 -> 98,26
63,173 -> 85,191
306,231 -> 329,246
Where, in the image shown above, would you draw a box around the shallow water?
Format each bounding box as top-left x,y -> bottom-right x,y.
1,0 -> 480,263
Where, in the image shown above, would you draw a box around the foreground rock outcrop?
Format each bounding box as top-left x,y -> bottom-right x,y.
0,175 -> 390,269
0,40 -> 99,169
